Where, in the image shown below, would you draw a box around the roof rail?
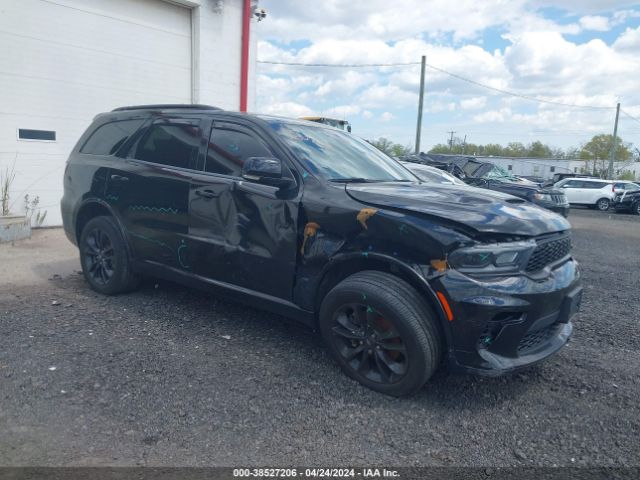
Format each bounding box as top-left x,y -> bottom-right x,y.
112,104 -> 221,112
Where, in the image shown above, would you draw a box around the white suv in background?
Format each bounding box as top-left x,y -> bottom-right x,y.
554,178 -> 618,211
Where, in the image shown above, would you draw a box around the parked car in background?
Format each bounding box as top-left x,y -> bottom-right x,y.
400,161 -> 466,186
613,181 -> 640,194
399,154 -> 570,217
543,173 -> 596,187
613,182 -> 640,215
61,105 -> 582,396
517,175 -> 546,185
554,178 -> 619,211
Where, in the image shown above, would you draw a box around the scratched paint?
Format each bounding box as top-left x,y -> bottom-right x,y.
177,239 -> 190,269
357,208 -> 377,230
129,205 -> 179,215
300,222 -> 320,255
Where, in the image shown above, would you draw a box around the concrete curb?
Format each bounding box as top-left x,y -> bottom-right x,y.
0,216 -> 31,243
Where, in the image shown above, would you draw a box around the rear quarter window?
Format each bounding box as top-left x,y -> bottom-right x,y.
81,119 -> 144,156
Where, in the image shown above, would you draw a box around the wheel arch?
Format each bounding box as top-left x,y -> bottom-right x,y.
75,200 -> 133,257
313,253 -> 451,345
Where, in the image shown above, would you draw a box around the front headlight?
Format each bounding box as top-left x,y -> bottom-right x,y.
533,192 -> 553,202
448,240 -> 536,274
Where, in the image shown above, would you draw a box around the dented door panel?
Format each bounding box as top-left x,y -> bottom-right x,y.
188,172 -> 299,300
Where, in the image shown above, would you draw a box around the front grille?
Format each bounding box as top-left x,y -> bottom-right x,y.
551,194 -> 567,205
518,324 -> 559,354
525,235 -> 572,272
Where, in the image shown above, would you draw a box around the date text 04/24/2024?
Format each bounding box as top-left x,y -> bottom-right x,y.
232,468 -> 399,478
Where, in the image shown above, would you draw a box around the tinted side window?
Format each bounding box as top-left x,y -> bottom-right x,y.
563,180 -> 581,188
134,123 -> 200,169
585,181 -> 608,189
81,119 -> 143,155
205,127 -> 272,176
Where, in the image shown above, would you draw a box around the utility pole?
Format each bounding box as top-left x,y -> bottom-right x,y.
414,55 -> 426,154
608,102 -> 620,179
462,135 -> 467,154
447,131 -> 456,151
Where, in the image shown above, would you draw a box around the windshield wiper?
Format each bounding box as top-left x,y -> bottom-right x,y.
329,178 -> 382,183
329,178 -> 411,183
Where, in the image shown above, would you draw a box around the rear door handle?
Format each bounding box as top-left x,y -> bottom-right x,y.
195,189 -> 218,199
110,174 -> 129,182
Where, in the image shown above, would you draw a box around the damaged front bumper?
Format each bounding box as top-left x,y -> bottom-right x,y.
430,259 -> 582,375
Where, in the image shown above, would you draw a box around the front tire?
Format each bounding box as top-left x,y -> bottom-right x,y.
596,198 -> 610,211
79,216 -> 140,295
634,202 -> 640,215
319,271 -> 442,396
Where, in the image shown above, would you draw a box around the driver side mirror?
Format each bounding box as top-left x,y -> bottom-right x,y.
242,157 -> 294,188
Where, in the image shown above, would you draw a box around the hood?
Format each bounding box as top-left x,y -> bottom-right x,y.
346,182 -> 570,237
486,179 -> 563,195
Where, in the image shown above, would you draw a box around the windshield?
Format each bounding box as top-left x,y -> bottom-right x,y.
484,164 -> 519,181
403,163 -> 466,185
264,119 -> 415,182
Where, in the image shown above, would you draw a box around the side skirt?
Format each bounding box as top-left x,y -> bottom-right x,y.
133,260 -> 316,328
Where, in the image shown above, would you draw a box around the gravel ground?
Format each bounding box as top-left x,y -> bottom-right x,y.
1,208 -> 639,467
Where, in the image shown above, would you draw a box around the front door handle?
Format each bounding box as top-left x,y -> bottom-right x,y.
195,189 -> 218,199
111,174 -> 129,182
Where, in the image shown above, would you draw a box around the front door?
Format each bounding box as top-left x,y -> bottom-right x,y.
560,180 -> 586,204
187,121 -> 299,301
105,117 -> 203,270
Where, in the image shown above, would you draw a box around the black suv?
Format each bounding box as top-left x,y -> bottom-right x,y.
613,182 -> 640,214
62,105 -> 582,396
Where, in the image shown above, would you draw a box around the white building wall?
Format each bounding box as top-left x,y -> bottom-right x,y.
181,0 -> 259,108
0,0 -> 257,226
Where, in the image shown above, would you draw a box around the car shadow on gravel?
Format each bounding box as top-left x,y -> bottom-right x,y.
52,272 -> 546,407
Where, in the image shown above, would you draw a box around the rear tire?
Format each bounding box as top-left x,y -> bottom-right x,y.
634,202 -> 640,216
79,216 -> 140,295
319,271 -> 442,396
596,198 -> 610,211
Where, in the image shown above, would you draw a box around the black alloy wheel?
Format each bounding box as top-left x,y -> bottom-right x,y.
79,216 -> 140,295
320,271 -> 442,396
331,303 -> 408,384
83,227 -> 115,285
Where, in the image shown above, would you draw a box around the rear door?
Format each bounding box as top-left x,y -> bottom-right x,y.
586,181 -> 612,204
187,119 -> 299,300
105,116 -> 204,269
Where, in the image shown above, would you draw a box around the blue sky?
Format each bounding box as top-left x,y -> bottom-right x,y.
254,1 -> 640,154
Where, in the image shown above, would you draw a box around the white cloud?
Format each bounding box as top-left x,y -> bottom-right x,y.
612,9 -> 640,25
529,1 -> 639,14
579,15 -> 611,31
460,96 -> 488,110
614,25 -> 640,51
473,107 -> 513,123
255,2 -> 640,149
260,101 -> 313,117
380,112 -> 395,122
323,105 -> 361,118
259,0 -> 530,43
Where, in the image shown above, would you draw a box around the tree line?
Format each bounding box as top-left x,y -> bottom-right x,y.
369,134 -> 638,162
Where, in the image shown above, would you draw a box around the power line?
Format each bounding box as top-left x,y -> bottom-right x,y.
257,60 -> 420,68
257,59 -> 617,110
621,109 -> 640,126
424,63 -> 615,110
